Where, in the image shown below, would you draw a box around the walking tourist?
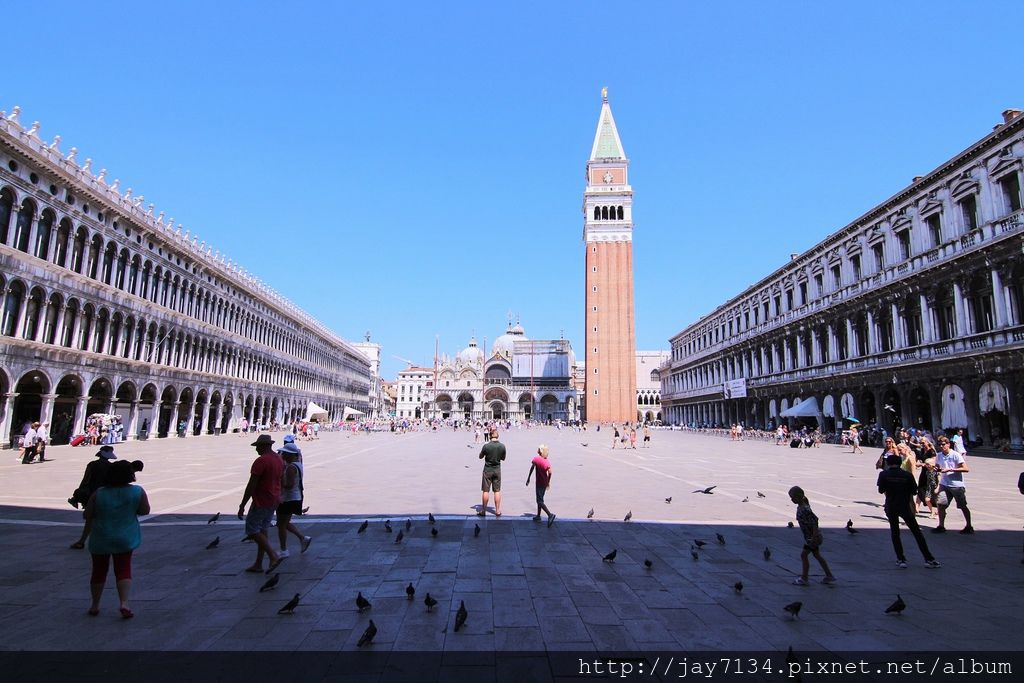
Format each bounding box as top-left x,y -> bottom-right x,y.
85,460 -> 151,618
20,421 -> 40,464
933,436 -> 973,534
611,424 -> 620,449
478,428 -> 506,516
238,434 -> 285,573
787,486 -> 837,585
849,426 -> 864,453
917,437 -> 939,516
69,445 -> 118,549
276,443 -> 311,557
526,444 -> 555,526
875,436 -> 899,469
642,424 -> 651,448
877,453 -> 941,568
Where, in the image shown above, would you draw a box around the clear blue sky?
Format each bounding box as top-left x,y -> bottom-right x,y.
6,2 -> 1023,379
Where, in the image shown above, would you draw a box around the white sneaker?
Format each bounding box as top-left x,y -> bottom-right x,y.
896,560 -> 907,569
301,536 -> 312,553
278,549 -> 290,558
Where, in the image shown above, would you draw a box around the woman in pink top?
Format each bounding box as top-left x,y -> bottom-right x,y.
526,445 -> 555,527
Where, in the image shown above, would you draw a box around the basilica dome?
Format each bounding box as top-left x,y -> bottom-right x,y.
457,336 -> 485,364
492,321 -> 528,357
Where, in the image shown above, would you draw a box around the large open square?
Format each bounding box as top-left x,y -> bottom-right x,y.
2,428 -> 1022,660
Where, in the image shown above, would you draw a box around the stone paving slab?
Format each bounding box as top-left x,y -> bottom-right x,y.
0,428 -> 1022,656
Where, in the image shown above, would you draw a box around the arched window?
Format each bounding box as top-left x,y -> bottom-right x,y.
87,235 -> 103,279
1,281 -> 26,336
115,249 -> 129,289
54,218 -> 72,267
42,293 -> 62,344
14,198 -> 35,252
0,187 -> 14,244
593,206 -> 600,220
34,209 -> 55,259
23,287 -> 45,340
128,256 -> 140,294
61,299 -> 78,347
617,206 -> 624,220
71,227 -> 87,273
101,243 -> 117,285
601,206 -> 608,220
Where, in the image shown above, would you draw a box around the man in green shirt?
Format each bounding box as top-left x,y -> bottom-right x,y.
479,428 -> 506,517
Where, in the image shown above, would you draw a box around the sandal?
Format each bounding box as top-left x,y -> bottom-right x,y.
70,541 -> 85,550
244,566 -> 264,573
119,607 -> 134,619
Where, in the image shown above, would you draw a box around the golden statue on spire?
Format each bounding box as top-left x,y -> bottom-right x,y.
601,86 -> 608,100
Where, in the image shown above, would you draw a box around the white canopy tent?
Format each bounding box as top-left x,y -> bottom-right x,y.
342,406 -> 365,420
780,396 -> 821,418
305,402 -> 329,422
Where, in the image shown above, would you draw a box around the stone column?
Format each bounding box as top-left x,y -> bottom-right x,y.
40,393 -> 57,428
866,310 -> 877,355
991,268 -> 1007,329
795,335 -> 805,368
962,380 -> 982,445
1002,376 -> 1023,448
183,401 -> 196,438
53,304 -> 67,348
127,400 -> 140,441
845,318 -> 855,358
14,292 -> 31,339
828,324 -> 838,360
928,384 -> 943,434
952,281 -> 968,337
72,396 -> 89,437
197,398 -> 210,435
25,212 -> 39,259
2,393 -> 17,448
891,302 -> 904,349
811,329 -> 822,365
919,294 -> 934,343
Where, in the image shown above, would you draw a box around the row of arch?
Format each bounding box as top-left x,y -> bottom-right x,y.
0,273 -> 363,397
592,205 -> 625,221
2,367 -> 351,446
0,185 -> 356,371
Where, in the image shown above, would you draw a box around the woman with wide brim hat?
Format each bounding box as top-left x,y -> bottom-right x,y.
68,446 -> 118,548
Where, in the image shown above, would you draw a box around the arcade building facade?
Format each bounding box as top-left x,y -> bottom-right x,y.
0,107 -> 371,445
661,108 -> 1024,449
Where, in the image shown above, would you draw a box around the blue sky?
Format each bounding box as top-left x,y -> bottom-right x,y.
6,2 -> 1023,379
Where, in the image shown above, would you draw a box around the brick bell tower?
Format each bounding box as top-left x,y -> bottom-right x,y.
583,88 -> 637,424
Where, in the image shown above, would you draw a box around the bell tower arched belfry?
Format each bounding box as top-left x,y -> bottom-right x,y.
583,88 -> 637,424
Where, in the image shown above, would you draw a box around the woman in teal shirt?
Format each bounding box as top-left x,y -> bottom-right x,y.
85,460 -> 150,618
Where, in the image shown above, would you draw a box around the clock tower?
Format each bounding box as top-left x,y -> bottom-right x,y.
583,88 -> 637,424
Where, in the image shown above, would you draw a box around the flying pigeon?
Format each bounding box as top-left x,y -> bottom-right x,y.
259,573 -> 280,593
474,523 -> 481,537
428,513 -> 436,525
694,540 -> 707,548
665,497 -> 672,504
431,527 -> 438,537
693,486 -> 717,494
884,404 -> 896,413
742,496 -> 749,503
207,512 -> 220,525
454,600 -> 468,632
406,583 -> 415,600
357,620 -> 377,647
581,442 -> 588,447
405,519 -> 412,532
644,559 -> 653,569
424,593 -> 437,611
716,533 -> 726,545
395,529 -> 404,544
784,601 -> 803,619
624,511 -> 632,522
466,444 -> 473,448
885,594 -> 906,615
206,536 -> 220,550
278,593 -> 300,615
763,547 -> 772,561
587,508 -> 595,519
357,520 -> 368,534
734,581 -> 743,593
356,592 -> 371,612
757,491 -> 766,498
384,520 -> 392,533
603,549 -> 617,562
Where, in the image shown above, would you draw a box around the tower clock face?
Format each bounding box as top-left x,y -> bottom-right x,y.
602,172 -> 613,184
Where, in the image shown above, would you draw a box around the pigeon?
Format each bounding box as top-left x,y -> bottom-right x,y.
357,520 -> 368,534
466,444 -> 473,448
665,497 -> 672,504
454,600 -> 468,632
384,521 -> 392,533
206,536 -> 220,550
846,522 -> 859,535
885,594 -> 906,615
734,581 -> 743,593
691,547 -> 699,561
644,559 -> 653,569
301,506 -> 310,515
474,523 -> 481,537
405,519 -> 412,532
428,513 -> 436,525
784,601 -> 803,619
624,511 -> 632,522
788,521 -> 795,528
406,583 -> 415,600
395,529 -> 404,544
694,540 -> 707,548
424,593 -> 438,611
603,549 -> 617,562
356,592 -> 371,612
431,527 -> 438,538
207,512 -> 220,525
763,547 -> 772,561
581,442 -> 588,447
259,573 -> 280,592
357,620 -> 377,647
742,496 -> 749,503
587,508 -> 595,519
693,486 -> 717,494
757,491 -> 766,498
716,533 -> 726,545
278,593 -> 300,614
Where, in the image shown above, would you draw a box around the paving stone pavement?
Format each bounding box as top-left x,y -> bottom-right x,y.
1,427 -> 1022,655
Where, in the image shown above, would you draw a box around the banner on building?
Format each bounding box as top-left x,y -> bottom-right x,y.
722,378 -> 747,399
